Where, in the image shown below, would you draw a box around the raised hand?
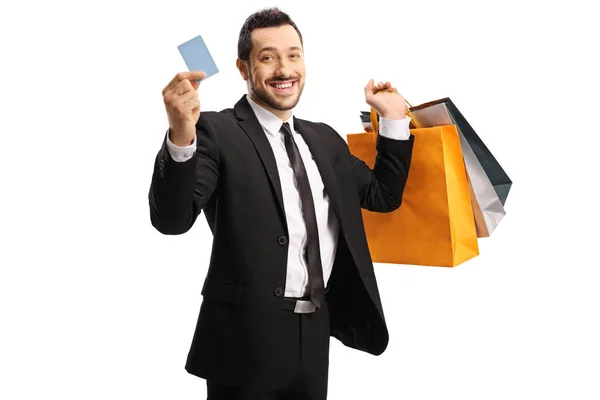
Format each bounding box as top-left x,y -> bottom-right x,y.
162,71 -> 206,146
364,79 -> 406,120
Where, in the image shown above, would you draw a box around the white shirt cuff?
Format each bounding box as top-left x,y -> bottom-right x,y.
165,130 -> 197,162
378,116 -> 411,140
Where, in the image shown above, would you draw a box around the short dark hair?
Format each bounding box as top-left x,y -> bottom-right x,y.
237,7 -> 303,63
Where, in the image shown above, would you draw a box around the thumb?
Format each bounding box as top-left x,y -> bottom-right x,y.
364,79 -> 375,97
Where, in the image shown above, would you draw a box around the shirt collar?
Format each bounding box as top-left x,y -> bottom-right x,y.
245,94 -> 295,136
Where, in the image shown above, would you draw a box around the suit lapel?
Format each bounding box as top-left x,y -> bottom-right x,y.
233,96 -> 344,232
293,117 -> 344,226
234,96 -> 287,230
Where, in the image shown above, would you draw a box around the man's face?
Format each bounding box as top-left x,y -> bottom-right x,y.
241,25 -> 305,113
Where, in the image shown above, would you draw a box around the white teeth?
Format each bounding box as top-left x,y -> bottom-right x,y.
274,82 -> 293,89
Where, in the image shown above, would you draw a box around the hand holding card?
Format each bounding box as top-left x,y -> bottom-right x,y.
161,71 -> 206,146
177,34 -> 219,83
159,35 -> 218,146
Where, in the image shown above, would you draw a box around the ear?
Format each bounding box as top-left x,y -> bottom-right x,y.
236,59 -> 248,81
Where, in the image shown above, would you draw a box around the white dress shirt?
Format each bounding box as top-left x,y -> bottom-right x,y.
166,94 -> 411,298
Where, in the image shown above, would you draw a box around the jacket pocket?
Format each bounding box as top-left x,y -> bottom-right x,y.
201,278 -> 243,305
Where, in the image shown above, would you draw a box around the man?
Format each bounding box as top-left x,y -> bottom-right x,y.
149,7 -> 414,400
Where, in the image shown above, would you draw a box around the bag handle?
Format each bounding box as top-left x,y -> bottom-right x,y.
369,89 -> 419,133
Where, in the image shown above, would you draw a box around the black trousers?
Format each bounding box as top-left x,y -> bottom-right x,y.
206,300 -> 331,400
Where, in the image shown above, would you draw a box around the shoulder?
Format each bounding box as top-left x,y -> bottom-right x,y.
196,107 -> 236,125
295,117 -> 347,146
193,107 -> 239,141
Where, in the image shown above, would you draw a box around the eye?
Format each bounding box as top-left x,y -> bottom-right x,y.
261,55 -> 274,61
290,54 -> 301,58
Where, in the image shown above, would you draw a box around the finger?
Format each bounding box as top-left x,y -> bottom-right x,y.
182,92 -> 199,106
173,90 -> 198,108
190,99 -> 201,114
375,82 -> 390,94
172,79 -> 196,97
164,79 -> 193,100
170,71 -> 206,92
377,82 -> 390,92
164,89 -> 194,111
182,89 -> 199,105
183,97 -> 200,113
364,79 -> 375,96
172,96 -> 200,117
162,71 -> 206,96
186,77 -> 201,91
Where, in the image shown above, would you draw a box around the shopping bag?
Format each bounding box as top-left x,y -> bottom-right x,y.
347,98 -> 479,267
410,98 -> 512,206
407,101 -> 506,237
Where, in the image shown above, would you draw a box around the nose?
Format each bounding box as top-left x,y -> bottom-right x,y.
274,57 -> 291,77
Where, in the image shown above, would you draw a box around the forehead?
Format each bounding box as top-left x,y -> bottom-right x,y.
250,25 -> 302,53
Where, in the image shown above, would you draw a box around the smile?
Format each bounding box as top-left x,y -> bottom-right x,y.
268,80 -> 297,91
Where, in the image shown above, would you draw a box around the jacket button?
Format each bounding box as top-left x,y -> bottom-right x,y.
159,159 -> 165,177
277,236 -> 287,245
273,287 -> 283,297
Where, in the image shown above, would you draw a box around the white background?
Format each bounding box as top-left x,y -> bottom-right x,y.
1,0 -> 599,399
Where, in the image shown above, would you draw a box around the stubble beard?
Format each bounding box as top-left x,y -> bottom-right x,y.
248,69 -> 304,111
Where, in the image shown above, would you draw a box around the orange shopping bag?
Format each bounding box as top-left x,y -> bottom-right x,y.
347,97 -> 479,267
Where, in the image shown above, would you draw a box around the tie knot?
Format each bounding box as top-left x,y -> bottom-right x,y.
280,122 -> 293,137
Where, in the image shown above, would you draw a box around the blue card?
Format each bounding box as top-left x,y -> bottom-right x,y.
177,34 -> 219,82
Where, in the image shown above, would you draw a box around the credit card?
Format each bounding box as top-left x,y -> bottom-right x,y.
177,34 -> 219,82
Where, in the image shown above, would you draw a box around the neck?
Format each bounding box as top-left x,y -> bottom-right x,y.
248,92 -> 292,121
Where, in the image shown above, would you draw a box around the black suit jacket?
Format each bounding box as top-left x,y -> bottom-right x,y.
148,95 -> 414,385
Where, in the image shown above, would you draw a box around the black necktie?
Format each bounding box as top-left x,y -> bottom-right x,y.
280,122 -> 326,308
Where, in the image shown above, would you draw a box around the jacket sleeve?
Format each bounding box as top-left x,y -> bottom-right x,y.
325,123 -> 415,213
351,133 -> 414,212
148,114 -> 220,234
